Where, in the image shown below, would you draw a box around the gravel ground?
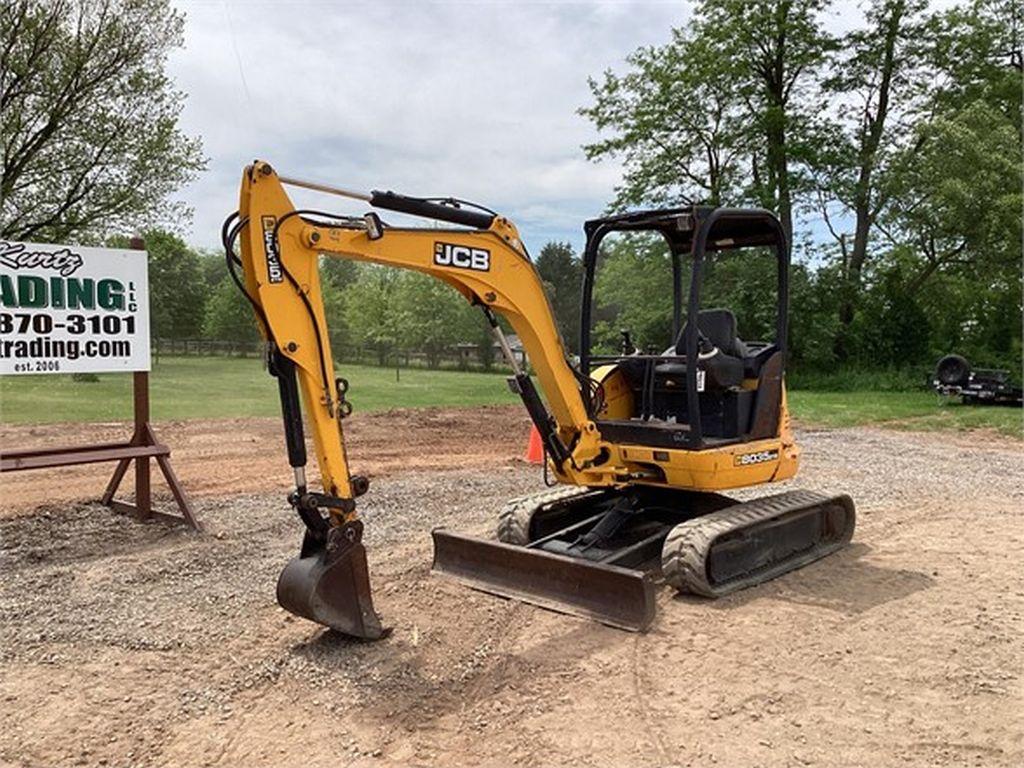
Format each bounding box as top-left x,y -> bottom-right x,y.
0,406 -> 529,515
1,421 -> 1022,767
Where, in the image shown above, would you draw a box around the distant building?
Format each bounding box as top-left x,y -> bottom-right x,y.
452,334 -> 528,369
498,334 -> 528,367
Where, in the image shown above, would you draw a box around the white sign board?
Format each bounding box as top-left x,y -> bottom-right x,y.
0,241 -> 150,375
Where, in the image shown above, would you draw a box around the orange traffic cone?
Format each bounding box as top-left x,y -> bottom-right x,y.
524,424 -> 545,464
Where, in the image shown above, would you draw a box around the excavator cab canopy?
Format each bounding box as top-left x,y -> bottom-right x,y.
579,206 -> 790,449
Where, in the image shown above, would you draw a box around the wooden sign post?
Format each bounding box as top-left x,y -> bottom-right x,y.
97,370 -> 200,528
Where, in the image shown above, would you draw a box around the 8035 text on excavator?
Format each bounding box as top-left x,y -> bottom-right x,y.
222,160 -> 855,639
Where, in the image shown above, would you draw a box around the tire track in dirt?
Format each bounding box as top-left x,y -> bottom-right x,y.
631,635 -> 673,765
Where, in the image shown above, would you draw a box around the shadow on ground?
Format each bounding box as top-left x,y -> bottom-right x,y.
672,543 -> 934,615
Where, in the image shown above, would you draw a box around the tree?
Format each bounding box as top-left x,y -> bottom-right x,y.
202,275 -> 258,343
535,241 -> 583,352
202,266 -> 344,352
786,260 -> 843,369
393,272 -> 478,368
591,234 -> 675,353
702,248 -> 780,342
814,0 -> 928,354
109,228 -> 206,339
864,1 -> 1023,368
321,256 -> 359,293
0,0 -> 204,243
581,0 -> 1021,382
855,264 -> 932,366
880,102 -> 1021,295
581,0 -> 831,242
922,0 -> 1022,128
342,265 -> 402,365
315,256 -> 357,349
200,250 -> 227,292
581,28 -> 749,207
473,313 -> 497,370
698,0 -> 833,241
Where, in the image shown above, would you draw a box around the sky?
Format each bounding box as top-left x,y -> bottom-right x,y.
166,0 -> 954,256
169,0 -> 688,254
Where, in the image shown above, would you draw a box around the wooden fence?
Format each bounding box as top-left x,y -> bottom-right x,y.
152,337 -> 524,372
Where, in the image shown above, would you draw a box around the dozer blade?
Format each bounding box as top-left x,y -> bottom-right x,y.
431,529 -> 656,632
276,520 -> 386,640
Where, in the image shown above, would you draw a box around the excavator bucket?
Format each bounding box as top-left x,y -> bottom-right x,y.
431,530 -> 656,631
276,520 -> 385,640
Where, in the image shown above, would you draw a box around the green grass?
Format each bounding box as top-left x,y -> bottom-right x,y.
787,366 -> 930,392
1,356 -> 1019,438
789,390 -> 1022,438
0,356 -> 518,423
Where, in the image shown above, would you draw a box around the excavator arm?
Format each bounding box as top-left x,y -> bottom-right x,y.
235,160 -> 606,495
230,161 -> 602,636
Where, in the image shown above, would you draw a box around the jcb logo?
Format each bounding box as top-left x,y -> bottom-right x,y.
434,242 -> 490,272
734,449 -> 779,466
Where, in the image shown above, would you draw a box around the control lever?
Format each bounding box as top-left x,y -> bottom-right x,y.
619,329 -> 636,355
696,330 -> 717,357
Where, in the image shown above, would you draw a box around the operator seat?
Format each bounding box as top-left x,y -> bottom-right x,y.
611,309 -> 779,438
658,308 -> 744,389
667,308 -> 778,381
681,308 -> 746,358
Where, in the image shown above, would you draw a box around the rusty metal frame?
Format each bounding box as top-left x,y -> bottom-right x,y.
1,371 -> 201,530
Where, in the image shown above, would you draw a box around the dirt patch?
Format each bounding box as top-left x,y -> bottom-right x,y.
0,405 -> 531,516
1,414 -> 1022,767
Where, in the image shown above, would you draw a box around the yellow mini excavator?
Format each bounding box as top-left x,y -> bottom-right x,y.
224,161 -> 855,638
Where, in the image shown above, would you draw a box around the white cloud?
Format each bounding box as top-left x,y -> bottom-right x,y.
168,0 -> 689,254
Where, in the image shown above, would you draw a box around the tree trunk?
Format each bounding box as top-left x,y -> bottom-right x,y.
763,2 -> 794,245
835,0 -> 905,358
767,120 -> 793,245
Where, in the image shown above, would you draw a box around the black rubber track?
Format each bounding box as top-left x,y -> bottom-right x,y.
496,486 -> 599,545
661,489 -> 855,598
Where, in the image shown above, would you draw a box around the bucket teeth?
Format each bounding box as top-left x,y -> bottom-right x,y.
276,520 -> 386,639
